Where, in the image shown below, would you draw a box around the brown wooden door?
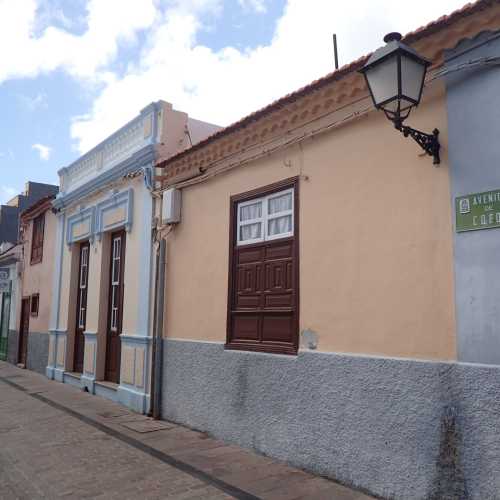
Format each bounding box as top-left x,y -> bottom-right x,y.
226,179 -> 299,355
18,298 -> 30,365
105,231 -> 125,383
74,241 -> 89,373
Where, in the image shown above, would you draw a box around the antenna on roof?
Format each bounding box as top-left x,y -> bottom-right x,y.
333,33 -> 339,70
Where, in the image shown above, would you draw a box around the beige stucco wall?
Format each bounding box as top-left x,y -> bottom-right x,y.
20,209 -> 57,334
163,84 -> 457,361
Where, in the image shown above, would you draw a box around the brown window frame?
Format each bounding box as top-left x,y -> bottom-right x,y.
30,213 -> 45,265
30,293 -> 39,317
226,177 -> 300,355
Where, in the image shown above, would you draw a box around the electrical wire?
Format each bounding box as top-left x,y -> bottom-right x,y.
155,55 -> 499,192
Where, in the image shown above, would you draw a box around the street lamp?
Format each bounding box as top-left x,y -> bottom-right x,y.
359,32 -> 440,165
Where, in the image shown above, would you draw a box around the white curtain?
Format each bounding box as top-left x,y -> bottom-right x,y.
240,222 -> 261,241
240,201 -> 262,221
268,193 -> 292,214
268,215 -> 291,236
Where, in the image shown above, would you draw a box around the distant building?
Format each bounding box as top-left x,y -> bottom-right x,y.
0,183 -> 58,363
0,243 -> 21,362
0,182 -> 58,245
8,195 -> 58,373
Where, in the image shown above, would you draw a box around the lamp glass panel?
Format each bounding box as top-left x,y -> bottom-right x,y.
401,55 -> 426,103
382,99 -> 399,112
399,96 -> 415,111
365,55 -> 399,107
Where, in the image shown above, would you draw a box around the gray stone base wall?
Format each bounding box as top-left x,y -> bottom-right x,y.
26,332 -> 49,375
7,330 -> 18,365
162,339 -> 500,500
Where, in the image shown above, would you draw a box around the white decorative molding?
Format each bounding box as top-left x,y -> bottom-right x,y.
49,213 -> 65,331
58,104 -> 159,197
66,206 -> 95,245
83,330 -> 98,377
134,186 -> 152,336
118,334 -> 152,413
95,189 -> 134,239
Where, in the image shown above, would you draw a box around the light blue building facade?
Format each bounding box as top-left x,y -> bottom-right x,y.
446,30 -> 500,364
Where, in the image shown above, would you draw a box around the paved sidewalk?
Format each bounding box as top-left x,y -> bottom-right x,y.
0,362 -> 374,500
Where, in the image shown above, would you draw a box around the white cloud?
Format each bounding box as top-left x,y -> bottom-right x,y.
32,143 -> 52,160
0,0 -> 469,154
0,0 -> 157,82
0,186 -> 17,205
238,0 -> 267,14
70,0 -> 467,154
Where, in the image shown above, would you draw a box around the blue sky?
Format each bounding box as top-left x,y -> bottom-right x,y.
0,0 -> 467,204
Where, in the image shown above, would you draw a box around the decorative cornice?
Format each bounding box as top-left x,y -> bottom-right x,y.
58,101 -> 163,178
95,188 -> 134,239
66,206 -> 95,245
158,2 -> 500,186
54,144 -> 155,210
444,29 -> 500,61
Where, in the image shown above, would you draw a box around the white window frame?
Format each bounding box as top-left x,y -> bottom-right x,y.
78,246 -> 88,329
237,198 -> 265,246
236,187 -> 294,246
110,236 -> 121,332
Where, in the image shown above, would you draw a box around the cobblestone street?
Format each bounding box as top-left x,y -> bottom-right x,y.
0,362 -> 373,500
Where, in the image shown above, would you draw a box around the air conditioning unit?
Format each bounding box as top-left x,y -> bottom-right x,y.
162,188 -> 181,224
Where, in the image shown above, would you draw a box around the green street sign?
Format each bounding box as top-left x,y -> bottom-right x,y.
456,190 -> 500,232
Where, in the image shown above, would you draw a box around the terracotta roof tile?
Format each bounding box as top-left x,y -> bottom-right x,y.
20,195 -> 56,220
157,0 -> 497,168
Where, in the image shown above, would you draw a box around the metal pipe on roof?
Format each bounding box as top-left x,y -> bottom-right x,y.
333,34 -> 339,70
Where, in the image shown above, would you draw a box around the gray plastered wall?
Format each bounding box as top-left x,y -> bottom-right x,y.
25,332 -> 49,375
445,31 -> 500,364
7,329 -> 18,365
5,330 -> 48,374
162,339 -> 500,500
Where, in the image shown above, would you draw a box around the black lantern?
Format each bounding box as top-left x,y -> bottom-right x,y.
359,32 -> 440,165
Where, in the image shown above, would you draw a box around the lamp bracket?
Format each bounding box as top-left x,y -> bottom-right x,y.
383,110 -> 440,165
396,124 -> 440,165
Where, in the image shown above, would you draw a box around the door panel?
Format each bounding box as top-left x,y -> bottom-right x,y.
261,314 -> 294,342
231,314 -> 260,341
105,231 -> 125,383
18,298 -> 30,365
74,242 -> 89,373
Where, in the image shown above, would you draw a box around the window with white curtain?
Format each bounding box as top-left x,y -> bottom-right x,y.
237,188 -> 294,245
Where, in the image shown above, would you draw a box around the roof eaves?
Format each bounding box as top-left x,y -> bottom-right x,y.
20,195 -> 56,220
